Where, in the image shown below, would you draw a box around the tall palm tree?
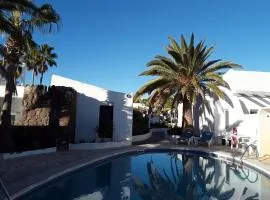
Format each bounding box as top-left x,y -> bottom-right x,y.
38,44 -> 57,85
134,34 -> 241,128
0,0 -> 39,36
24,45 -> 40,85
0,1 -> 60,151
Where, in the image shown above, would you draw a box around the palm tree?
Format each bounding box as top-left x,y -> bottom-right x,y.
0,1 -> 60,151
38,44 -> 57,85
24,45 -> 40,85
0,0 -> 39,36
134,34 -> 241,128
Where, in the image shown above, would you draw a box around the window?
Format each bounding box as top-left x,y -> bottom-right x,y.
250,109 -> 258,114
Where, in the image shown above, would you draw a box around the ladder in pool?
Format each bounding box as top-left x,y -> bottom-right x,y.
0,178 -> 10,200
239,141 -> 258,161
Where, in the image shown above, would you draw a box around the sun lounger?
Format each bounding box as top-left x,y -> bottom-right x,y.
195,130 -> 214,148
176,127 -> 194,145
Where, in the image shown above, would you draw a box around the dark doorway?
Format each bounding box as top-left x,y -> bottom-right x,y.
98,105 -> 113,139
225,110 -> 229,129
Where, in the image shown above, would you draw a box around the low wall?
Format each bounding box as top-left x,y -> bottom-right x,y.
132,132 -> 152,142
2,147 -> 56,159
70,141 -> 131,150
1,141 -> 131,159
151,128 -> 169,132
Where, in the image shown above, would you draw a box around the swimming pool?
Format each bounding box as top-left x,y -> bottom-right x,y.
21,151 -> 270,200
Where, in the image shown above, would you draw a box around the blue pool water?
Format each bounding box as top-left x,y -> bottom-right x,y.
22,152 -> 270,200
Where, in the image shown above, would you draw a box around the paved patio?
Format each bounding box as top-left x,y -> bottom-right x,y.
1,133 -> 270,199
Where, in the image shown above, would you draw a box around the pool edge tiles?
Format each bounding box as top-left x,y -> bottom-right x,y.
12,147 -> 270,200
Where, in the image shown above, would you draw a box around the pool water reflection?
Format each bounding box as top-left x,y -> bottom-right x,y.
22,152 -> 270,200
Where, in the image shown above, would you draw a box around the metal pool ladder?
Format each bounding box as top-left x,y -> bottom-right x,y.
239,140 -> 259,161
0,177 -> 10,200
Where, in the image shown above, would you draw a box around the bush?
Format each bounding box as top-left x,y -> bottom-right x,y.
132,109 -> 149,136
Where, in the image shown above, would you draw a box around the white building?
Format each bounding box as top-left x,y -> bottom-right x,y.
178,70 -> 270,146
51,75 -> 133,144
0,69 -> 25,124
0,85 -> 24,125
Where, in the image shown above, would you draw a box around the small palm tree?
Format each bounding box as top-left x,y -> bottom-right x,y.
134,34 -> 241,128
38,44 -> 57,85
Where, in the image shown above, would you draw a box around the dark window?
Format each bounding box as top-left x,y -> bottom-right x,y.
250,109 -> 258,114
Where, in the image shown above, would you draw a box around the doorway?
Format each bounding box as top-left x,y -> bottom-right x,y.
225,110 -> 229,129
98,105 -> 113,139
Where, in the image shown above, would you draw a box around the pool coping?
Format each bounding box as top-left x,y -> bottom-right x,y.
11,146 -> 270,200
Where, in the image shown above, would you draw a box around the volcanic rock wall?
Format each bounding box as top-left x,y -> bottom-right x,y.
17,85 -> 77,141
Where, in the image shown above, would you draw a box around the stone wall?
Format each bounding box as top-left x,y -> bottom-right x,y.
18,86 -> 49,126
16,85 -> 77,141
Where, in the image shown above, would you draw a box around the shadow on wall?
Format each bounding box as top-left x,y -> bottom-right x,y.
75,90 -> 132,143
193,96 -> 215,136
105,90 -> 133,142
225,120 -> 243,132
239,99 -> 249,114
240,94 -> 265,107
75,92 -> 102,142
254,95 -> 270,106
193,91 -> 237,136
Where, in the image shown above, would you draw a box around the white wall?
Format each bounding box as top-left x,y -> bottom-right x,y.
0,85 -> 25,98
51,75 -> 133,143
0,85 -> 25,123
177,70 -> 270,140
258,108 -> 270,157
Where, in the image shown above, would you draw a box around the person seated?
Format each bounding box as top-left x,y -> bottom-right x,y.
231,127 -> 238,149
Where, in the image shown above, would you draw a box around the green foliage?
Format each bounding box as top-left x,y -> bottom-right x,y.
25,43 -> 57,85
0,0 -> 60,151
135,33 -> 241,127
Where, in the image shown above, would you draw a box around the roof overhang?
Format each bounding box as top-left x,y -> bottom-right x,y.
234,90 -> 270,97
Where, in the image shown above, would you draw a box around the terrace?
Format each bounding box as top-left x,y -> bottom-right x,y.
1,132 -> 270,199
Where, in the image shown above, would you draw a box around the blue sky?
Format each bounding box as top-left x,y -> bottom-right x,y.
32,0 -> 270,93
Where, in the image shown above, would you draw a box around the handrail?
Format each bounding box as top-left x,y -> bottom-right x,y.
0,178 -> 10,200
228,162 -> 259,184
240,141 -> 258,161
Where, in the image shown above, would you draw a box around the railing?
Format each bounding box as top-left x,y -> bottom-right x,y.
227,162 -> 259,183
239,139 -> 258,161
0,178 -> 10,200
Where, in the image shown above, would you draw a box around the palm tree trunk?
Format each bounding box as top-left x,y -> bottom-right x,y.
182,154 -> 195,198
0,70 -> 14,152
32,69 -> 35,85
40,72 -> 43,85
182,96 -> 193,128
